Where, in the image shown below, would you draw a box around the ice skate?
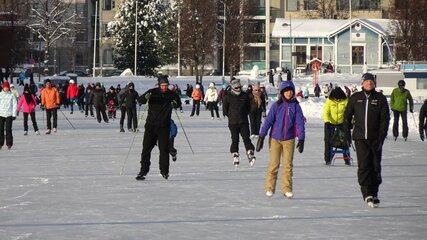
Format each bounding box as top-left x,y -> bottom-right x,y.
247,150 -> 256,167
284,192 -> 294,199
24,131 -> 28,136
266,191 -> 274,197
365,196 -> 379,208
135,173 -> 146,181
232,153 -> 240,168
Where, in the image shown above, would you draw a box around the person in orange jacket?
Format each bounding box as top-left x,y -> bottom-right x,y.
66,79 -> 79,114
190,84 -> 203,117
41,79 -> 60,134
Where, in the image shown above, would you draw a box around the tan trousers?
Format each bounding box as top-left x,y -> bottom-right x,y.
265,138 -> 295,194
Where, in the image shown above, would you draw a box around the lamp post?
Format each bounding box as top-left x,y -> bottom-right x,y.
177,3 -> 181,77
282,15 -> 292,73
38,35 -> 42,82
134,1 -> 138,76
222,1 -> 226,84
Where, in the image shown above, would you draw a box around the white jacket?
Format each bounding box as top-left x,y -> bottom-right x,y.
0,90 -> 17,118
204,88 -> 218,102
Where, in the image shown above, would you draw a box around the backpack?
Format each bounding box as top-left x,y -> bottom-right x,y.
329,126 -> 348,149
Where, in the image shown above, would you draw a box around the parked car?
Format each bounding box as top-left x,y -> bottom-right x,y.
59,70 -> 88,77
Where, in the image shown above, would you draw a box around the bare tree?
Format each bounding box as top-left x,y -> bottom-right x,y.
390,0 -> 427,61
221,0 -> 257,79
305,0 -> 349,19
26,0 -> 78,74
178,0 -> 218,84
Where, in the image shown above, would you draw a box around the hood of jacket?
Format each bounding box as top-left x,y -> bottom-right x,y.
279,81 -> 295,97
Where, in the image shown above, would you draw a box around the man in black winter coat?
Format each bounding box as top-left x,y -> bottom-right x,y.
136,76 -> 181,181
121,82 -> 139,132
223,79 -> 256,167
343,73 -> 390,208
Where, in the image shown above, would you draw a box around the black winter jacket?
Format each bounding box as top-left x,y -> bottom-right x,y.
90,89 -> 106,109
139,88 -> 181,127
122,89 -> 139,109
344,90 -> 390,141
222,90 -> 250,124
419,100 -> 427,134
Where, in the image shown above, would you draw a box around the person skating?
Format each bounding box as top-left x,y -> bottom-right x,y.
419,99 -> 427,141
323,87 -> 349,165
0,82 -> 17,150
106,86 -> 118,119
77,84 -> 85,113
16,84 -> 39,135
314,83 -> 321,98
190,84 -> 202,117
66,80 -> 79,114
40,79 -> 60,134
343,73 -> 390,208
90,82 -> 109,124
248,83 -> 266,139
136,76 -> 181,180
84,84 -> 94,118
257,80 -> 305,199
222,79 -> 256,167
390,80 -> 414,141
117,84 -> 128,132
204,82 -> 220,119
121,82 -> 139,132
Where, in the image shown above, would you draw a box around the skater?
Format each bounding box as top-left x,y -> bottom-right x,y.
40,79 -> 60,134
169,119 -> 178,161
314,83 -> 321,98
323,87 -> 349,165
390,80 -> 414,141
117,84 -> 127,132
222,78 -> 256,167
136,76 -> 181,180
90,82 -> 108,124
67,80 -> 79,114
190,84 -> 202,117
84,84 -> 94,118
0,82 -> 17,150
16,85 -> 39,135
257,80 -> 305,199
343,73 -> 390,208
171,84 -> 183,113
419,99 -> 427,141
106,86 -> 118,119
204,82 -> 220,119
77,84 -> 85,113
121,82 -> 139,132
248,83 -> 266,138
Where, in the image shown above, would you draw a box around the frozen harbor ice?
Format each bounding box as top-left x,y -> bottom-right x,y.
1,75 -> 426,239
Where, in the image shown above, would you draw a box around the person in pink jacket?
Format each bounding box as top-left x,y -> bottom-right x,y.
17,84 -> 39,135
66,79 -> 79,114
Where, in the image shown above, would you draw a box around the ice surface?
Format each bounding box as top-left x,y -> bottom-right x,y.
1,75 -> 426,239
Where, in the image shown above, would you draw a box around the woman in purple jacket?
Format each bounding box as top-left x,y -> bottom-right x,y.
257,81 -> 305,199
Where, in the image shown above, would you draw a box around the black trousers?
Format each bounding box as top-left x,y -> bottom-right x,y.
0,116 -> 13,147
354,140 -> 383,199
119,106 -> 126,127
85,103 -> 94,116
140,124 -> 170,175
249,109 -> 263,135
190,100 -> 200,116
207,101 -> 219,118
228,122 -> 254,154
95,105 -> 108,123
126,107 -> 138,129
392,110 -> 408,138
46,108 -> 57,130
23,112 -> 39,132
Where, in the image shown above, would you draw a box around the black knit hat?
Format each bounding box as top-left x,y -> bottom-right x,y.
158,76 -> 169,85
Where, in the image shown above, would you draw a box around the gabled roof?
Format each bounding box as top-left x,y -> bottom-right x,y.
272,18 -> 394,39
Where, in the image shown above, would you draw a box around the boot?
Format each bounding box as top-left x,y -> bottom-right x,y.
120,124 -> 125,132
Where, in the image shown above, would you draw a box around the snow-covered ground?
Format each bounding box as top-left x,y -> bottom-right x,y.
1,75 -> 426,239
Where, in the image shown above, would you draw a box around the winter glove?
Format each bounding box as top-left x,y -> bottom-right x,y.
410,108 -> 414,113
12,117 -> 16,121
296,140 -> 304,153
56,104 -> 61,109
256,137 -> 264,152
421,133 -> 425,141
145,92 -> 151,101
262,111 -> 266,118
40,105 -> 45,111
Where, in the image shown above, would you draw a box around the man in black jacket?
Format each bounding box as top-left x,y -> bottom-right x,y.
343,73 -> 390,208
121,82 -> 139,132
136,76 -> 181,180
223,79 -> 256,167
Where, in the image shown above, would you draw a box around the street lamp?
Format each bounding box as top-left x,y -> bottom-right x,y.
134,1 -> 138,76
282,15 -> 292,73
222,1 -> 226,84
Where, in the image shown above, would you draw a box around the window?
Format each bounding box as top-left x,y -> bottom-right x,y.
310,46 -> 322,60
103,0 -> 115,10
286,0 -> 299,11
352,46 -> 364,65
417,78 -> 427,89
304,0 -> 317,10
353,0 -> 380,11
295,46 -> 307,66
